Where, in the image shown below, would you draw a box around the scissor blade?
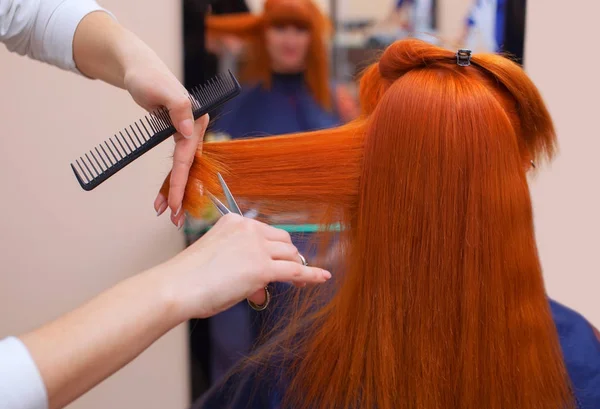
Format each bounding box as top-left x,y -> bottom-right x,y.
217,173 -> 243,215
206,191 -> 230,216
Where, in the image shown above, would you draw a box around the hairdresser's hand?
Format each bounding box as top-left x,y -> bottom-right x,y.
122,54 -> 209,225
73,12 -> 206,223
18,214 -> 328,409
160,213 -> 332,320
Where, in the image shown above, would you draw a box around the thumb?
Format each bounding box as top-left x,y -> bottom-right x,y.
166,90 -> 194,139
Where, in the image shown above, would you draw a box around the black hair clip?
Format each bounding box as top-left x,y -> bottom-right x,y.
456,49 -> 472,67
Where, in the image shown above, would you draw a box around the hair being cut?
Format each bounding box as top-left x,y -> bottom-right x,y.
161,39 -> 573,409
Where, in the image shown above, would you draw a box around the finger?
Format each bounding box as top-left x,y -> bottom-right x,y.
154,193 -> 168,216
247,288 -> 267,306
266,242 -> 300,262
171,211 -> 186,230
155,174 -> 172,216
168,115 -> 209,215
168,135 -> 192,218
165,90 -> 194,139
268,260 -> 331,284
265,241 -> 310,287
251,221 -> 293,244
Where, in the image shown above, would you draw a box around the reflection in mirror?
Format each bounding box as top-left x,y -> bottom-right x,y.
331,0 -> 527,83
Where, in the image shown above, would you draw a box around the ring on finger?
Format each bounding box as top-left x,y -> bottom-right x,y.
298,253 -> 308,266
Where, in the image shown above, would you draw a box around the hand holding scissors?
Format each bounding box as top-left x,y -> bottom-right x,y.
207,173 -> 315,310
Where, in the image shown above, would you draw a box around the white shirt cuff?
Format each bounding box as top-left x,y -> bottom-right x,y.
38,0 -> 115,74
0,337 -> 48,409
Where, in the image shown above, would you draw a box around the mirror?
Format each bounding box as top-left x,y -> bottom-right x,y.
181,0 -> 528,402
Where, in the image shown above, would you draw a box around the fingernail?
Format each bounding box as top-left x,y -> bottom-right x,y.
180,119 -> 194,139
323,271 -> 332,280
155,194 -> 167,216
177,217 -> 185,231
174,204 -> 183,217
156,201 -> 168,217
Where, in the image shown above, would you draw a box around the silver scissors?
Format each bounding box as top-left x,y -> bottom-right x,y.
206,172 -> 309,311
206,172 -> 244,217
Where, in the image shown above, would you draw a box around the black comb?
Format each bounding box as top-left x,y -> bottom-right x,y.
70,70 -> 241,191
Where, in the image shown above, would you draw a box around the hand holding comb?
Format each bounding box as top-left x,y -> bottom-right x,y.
71,71 -> 241,191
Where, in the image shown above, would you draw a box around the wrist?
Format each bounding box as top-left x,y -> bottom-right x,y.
116,30 -> 170,91
140,264 -> 187,329
112,29 -> 148,87
150,252 -> 218,321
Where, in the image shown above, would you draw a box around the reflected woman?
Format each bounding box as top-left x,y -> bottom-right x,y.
187,0 -> 358,387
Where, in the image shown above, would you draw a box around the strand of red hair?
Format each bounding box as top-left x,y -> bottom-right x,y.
161,39 -> 574,409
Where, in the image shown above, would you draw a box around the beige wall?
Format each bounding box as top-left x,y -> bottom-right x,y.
0,1 -> 189,409
525,1 -> 599,326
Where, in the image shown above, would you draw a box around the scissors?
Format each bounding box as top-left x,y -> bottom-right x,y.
206,172 -> 308,310
206,172 -> 244,217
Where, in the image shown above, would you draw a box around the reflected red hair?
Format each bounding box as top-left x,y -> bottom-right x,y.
161,39 -> 573,409
206,0 -> 332,110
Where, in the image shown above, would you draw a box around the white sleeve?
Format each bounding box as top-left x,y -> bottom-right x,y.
0,337 -> 48,409
0,0 -> 114,73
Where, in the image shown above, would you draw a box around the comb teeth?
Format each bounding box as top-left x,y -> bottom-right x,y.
71,71 -> 241,191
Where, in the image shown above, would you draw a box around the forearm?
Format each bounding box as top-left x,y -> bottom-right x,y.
73,11 -> 149,88
20,266 -> 181,409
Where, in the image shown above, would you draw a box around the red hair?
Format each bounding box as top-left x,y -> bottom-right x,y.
161,39 -> 573,409
206,0 -> 332,110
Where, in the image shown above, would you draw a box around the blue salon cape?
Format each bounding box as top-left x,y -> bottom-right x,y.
210,72 -> 341,139
206,72 -> 341,385
194,300 -> 600,409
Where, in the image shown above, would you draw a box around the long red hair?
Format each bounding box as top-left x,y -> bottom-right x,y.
206,0 -> 332,110
161,39 -> 573,409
